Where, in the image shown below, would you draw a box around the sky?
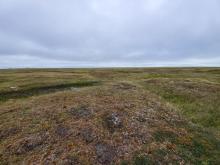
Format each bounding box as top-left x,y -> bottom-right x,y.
0,0 -> 220,68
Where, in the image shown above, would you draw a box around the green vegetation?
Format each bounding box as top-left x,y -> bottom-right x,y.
133,154 -> 152,165
154,130 -> 178,143
143,78 -> 220,129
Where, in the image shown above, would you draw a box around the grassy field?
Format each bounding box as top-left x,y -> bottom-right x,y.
0,68 -> 220,164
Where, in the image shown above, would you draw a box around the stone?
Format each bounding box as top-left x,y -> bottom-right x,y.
105,113 -> 123,132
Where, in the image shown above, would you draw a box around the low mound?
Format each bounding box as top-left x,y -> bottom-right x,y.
1,83 -> 214,165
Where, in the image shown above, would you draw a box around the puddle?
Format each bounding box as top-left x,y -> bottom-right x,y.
0,81 -> 99,102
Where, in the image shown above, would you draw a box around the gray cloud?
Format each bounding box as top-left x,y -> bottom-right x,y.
0,0 -> 220,68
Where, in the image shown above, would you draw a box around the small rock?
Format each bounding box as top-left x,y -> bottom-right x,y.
95,143 -> 116,165
70,87 -> 81,92
10,86 -> 17,91
104,113 -> 123,132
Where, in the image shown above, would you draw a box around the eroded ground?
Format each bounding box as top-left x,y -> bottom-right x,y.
0,68 -> 220,164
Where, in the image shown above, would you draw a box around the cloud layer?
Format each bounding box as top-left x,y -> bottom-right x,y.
0,0 -> 220,68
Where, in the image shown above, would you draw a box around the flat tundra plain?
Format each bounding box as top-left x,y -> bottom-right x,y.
0,68 -> 220,164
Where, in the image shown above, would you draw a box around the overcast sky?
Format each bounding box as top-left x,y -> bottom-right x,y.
0,0 -> 220,68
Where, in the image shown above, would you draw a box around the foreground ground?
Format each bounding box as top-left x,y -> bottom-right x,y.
0,68 -> 220,164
